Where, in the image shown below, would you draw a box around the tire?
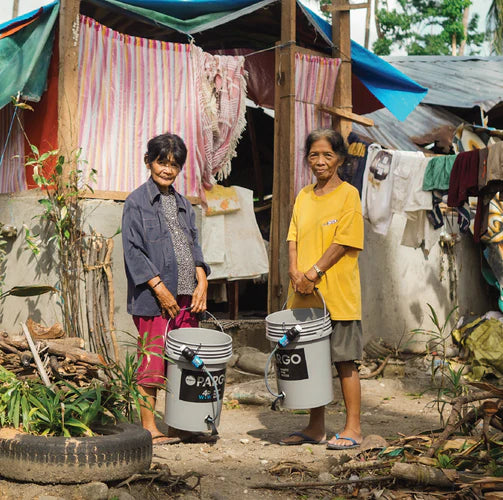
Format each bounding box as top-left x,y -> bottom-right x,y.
0,423 -> 152,484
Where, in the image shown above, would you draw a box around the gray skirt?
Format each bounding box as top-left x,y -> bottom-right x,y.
330,320 -> 363,362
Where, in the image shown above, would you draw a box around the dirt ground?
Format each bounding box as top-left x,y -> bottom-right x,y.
0,359 -> 445,500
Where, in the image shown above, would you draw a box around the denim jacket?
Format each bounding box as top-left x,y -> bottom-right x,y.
122,176 -> 210,316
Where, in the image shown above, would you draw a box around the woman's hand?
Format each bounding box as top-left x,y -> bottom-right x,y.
296,274 -> 316,295
156,286 -> 180,319
191,267 -> 208,314
289,269 -> 304,293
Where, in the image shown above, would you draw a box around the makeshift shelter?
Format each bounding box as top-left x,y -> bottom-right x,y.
353,55 -> 503,153
0,0 -> 428,319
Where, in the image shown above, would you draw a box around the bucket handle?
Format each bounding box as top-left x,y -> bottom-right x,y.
281,288 -> 328,327
164,306 -> 226,339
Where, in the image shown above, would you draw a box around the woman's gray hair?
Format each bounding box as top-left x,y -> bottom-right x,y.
304,128 -> 348,161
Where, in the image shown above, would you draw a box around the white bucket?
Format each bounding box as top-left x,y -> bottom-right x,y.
265,299 -> 333,409
165,327 -> 232,432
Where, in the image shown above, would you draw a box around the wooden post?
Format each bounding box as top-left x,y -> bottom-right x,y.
332,0 -> 353,140
12,0 -> 20,18
268,0 -> 296,313
364,2 -> 371,49
58,0 -> 81,176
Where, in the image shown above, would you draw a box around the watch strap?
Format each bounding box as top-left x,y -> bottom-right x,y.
313,264 -> 324,278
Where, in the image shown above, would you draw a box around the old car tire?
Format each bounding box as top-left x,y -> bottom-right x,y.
0,423 -> 152,484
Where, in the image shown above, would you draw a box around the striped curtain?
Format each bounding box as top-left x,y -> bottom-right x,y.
78,16 -> 203,197
78,16 -> 247,199
0,104 -> 26,193
294,53 -> 340,195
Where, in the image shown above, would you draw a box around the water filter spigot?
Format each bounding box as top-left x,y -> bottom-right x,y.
181,345 -> 204,368
278,324 -> 303,348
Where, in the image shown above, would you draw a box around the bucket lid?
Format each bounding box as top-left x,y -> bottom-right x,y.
168,327 -> 233,347
166,327 -> 233,363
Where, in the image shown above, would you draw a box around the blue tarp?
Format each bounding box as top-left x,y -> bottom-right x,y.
0,0 -> 427,121
304,6 -> 427,122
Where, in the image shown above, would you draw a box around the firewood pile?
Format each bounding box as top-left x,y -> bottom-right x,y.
0,319 -> 105,386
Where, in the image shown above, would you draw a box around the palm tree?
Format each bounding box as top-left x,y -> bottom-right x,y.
487,0 -> 503,55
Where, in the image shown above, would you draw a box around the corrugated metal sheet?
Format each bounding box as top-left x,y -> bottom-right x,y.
353,103 -> 463,151
383,56 -> 503,109
353,56 -> 503,151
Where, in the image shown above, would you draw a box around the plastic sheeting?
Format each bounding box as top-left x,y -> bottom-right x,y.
0,0 -> 427,121
0,1 -> 58,109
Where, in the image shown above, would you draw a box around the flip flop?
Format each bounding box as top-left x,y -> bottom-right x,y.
279,431 -> 327,446
326,433 -> 360,450
151,434 -> 181,445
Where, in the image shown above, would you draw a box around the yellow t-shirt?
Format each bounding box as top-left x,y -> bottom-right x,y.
286,182 -> 364,320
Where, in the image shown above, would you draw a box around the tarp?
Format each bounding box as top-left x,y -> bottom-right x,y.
0,1 -> 58,109
303,7 -> 428,122
0,0 -> 427,121
84,0 -> 427,121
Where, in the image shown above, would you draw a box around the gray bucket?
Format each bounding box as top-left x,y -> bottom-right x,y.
165,328 -> 232,432
265,300 -> 333,409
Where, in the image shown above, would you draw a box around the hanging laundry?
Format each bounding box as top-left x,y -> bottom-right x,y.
362,144 -> 426,237
422,155 -> 457,191
427,190 -> 470,233
345,132 -> 369,196
191,46 -> 247,188
392,153 -> 436,251
485,140 -> 503,186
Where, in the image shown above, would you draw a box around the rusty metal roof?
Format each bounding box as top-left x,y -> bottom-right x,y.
353,56 -> 503,151
353,104 -> 463,151
383,56 -> 503,110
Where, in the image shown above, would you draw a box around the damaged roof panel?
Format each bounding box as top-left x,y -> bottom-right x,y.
383,56 -> 503,110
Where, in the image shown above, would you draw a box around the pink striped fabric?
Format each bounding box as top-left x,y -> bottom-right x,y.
78,16 -> 201,197
78,16 -> 246,199
0,104 -> 26,193
294,53 -> 340,195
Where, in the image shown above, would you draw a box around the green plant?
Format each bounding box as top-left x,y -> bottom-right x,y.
436,453 -> 456,469
23,145 -> 96,339
371,0 -> 484,56
0,352 -> 160,437
410,304 -> 469,425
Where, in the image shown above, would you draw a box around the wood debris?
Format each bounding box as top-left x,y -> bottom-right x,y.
0,330 -> 105,386
253,382 -> 503,497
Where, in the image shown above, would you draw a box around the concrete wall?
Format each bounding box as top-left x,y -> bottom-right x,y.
0,191 -> 133,358
360,217 -> 493,352
0,192 -> 494,356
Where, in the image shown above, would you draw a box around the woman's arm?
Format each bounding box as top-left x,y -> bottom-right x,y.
147,276 -> 180,319
296,243 -> 348,295
288,240 -> 305,293
191,266 -> 208,313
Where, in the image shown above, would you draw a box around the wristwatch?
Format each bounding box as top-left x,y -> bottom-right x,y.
313,264 -> 325,279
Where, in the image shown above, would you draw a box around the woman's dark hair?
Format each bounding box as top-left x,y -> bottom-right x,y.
304,128 -> 347,162
145,133 -> 187,168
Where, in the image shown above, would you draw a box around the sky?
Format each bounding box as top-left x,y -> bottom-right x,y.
0,0 -> 494,54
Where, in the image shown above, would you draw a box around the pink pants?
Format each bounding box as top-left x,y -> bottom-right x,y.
133,295 -> 198,387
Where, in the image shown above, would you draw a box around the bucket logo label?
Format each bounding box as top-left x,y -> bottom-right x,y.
275,348 -> 308,380
179,368 -> 226,403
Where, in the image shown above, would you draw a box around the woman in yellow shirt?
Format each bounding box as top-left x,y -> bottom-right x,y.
280,129 -> 364,450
